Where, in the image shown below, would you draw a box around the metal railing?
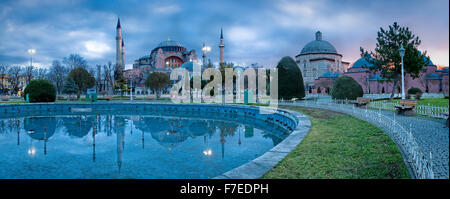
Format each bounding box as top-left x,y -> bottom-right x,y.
368,100 -> 449,119
279,99 -> 435,179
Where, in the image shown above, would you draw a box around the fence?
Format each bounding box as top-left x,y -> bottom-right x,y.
279,100 -> 435,179
368,100 -> 449,119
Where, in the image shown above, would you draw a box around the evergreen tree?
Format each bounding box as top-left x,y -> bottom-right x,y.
62,77 -> 79,100
276,56 -> 305,100
360,22 -> 429,101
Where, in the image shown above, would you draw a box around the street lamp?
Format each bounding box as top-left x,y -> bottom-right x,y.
27,49 -> 36,67
202,43 -> 211,67
399,45 -> 406,99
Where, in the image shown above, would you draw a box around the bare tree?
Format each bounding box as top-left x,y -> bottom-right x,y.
103,61 -> 114,95
62,54 -> 88,70
24,65 -> 34,84
96,64 -> 102,92
8,66 -> 22,94
48,60 -> 68,94
33,67 -> 48,79
0,64 -> 9,94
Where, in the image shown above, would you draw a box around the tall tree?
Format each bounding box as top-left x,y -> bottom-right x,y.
63,54 -> 88,70
103,61 -> 114,95
24,65 -> 34,84
8,66 -> 22,94
48,60 -> 68,94
0,64 -> 9,94
145,72 -> 170,99
361,22 -> 428,101
276,56 -> 305,100
68,67 -> 96,99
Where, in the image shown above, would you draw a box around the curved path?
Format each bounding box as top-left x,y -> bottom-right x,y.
280,101 -> 449,179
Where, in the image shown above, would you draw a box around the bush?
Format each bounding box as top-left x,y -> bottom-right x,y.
277,56 -> 305,100
23,79 -> 56,102
331,76 -> 363,100
407,87 -> 422,95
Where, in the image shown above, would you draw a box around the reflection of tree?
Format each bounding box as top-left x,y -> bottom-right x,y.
61,115 -> 93,138
23,117 -> 56,140
263,133 -> 284,146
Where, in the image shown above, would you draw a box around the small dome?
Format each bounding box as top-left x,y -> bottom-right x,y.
179,61 -> 202,72
352,55 -> 374,68
300,31 -> 338,55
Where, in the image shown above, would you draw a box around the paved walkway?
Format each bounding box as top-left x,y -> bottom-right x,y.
384,112 -> 449,179
281,102 -> 449,179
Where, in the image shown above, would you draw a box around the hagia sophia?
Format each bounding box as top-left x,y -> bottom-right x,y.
117,17 -> 449,96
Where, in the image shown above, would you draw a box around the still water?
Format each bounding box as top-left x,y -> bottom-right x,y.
0,110 -> 288,179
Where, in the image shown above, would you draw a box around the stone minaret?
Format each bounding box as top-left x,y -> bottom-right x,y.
219,28 -> 225,64
121,39 -> 125,68
116,18 -> 123,70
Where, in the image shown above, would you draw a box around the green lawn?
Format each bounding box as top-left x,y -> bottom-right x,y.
262,106 -> 409,179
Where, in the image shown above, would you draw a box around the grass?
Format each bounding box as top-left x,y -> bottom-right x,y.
262,106 -> 410,179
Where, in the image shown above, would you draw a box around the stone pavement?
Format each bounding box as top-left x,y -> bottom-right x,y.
281,101 -> 449,179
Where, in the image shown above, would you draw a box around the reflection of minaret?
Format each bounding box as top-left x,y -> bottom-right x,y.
142,130 -> 145,149
220,132 -> 225,159
16,120 -> 20,145
219,28 -> 225,64
238,126 -> 241,146
92,117 -> 96,162
115,117 -> 125,173
43,125 -> 47,155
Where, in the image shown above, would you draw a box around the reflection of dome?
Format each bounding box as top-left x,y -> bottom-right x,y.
352,55 -> 374,68
151,130 -> 189,149
188,121 -> 212,136
24,117 -> 56,140
300,31 -> 337,55
62,116 -> 92,138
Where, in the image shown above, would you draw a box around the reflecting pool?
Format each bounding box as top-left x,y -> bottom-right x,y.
0,110 -> 289,179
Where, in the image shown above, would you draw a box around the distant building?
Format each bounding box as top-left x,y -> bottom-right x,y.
295,31 -> 350,92
313,54 -> 449,95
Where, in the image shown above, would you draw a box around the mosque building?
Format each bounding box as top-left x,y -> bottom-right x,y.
295,31 -> 350,91
120,17 -> 225,95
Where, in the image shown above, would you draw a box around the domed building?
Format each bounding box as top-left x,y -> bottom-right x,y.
133,38 -> 198,73
295,31 -> 350,91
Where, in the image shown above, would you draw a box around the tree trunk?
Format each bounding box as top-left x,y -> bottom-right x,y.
388,77 -> 398,102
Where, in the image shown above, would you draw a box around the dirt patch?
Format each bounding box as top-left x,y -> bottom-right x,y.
280,106 -> 342,119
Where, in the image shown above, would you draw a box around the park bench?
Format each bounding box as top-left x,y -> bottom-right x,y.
350,97 -> 371,108
443,112 -> 449,127
67,96 -> 78,101
1,96 -> 9,101
394,99 -> 418,116
104,96 -> 113,101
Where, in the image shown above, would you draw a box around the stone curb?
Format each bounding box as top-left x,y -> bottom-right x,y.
213,109 -> 311,179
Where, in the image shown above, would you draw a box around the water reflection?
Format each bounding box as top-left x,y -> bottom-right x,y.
0,112 -> 290,178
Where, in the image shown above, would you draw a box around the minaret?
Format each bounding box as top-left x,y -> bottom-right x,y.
202,43 -> 207,67
121,39 -> 125,68
219,28 -> 225,64
116,17 -> 123,70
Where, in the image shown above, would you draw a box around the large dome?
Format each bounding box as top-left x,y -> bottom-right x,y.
299,31 -> 338,55
157,39 -> 183,48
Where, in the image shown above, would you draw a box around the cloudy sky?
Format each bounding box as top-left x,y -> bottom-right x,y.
0,0 -> 448,69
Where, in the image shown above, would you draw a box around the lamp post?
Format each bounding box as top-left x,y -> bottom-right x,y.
27,49 -> 36,67
202,44 -> 211,68
129,77 -> 133,101
399,45 -> 406,100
